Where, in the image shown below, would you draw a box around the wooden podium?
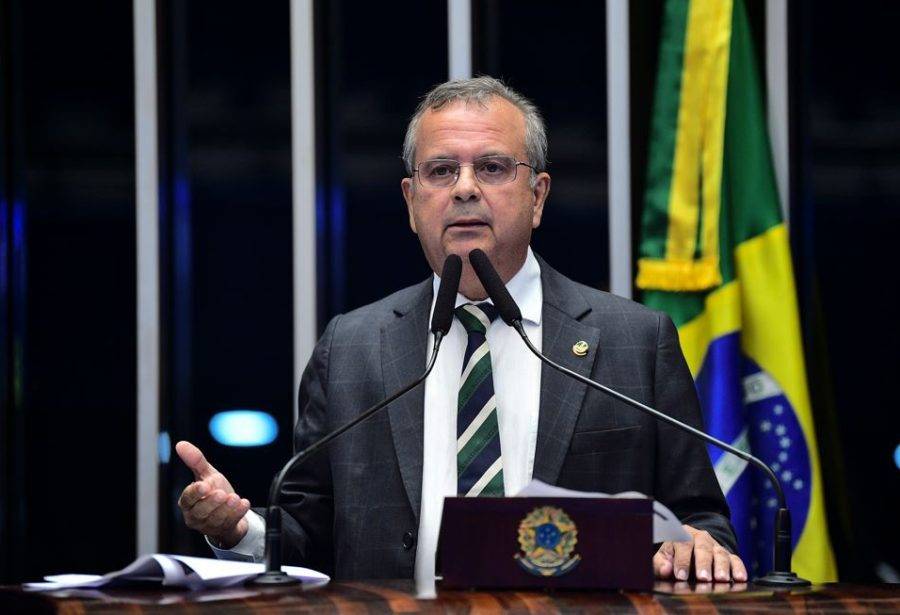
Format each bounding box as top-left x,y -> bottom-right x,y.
3,580 -> 899,613
439,496 -> 654,591
7,498 -> 899,612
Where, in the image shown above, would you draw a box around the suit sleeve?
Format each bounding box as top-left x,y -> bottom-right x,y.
652,313 -> 738,552
276,315 -> 340,574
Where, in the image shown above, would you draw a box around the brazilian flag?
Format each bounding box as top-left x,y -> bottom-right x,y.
637,0 -> 837,581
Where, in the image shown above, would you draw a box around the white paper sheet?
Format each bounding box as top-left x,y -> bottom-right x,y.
515,479 -> 691,543
25,554 -> 329,591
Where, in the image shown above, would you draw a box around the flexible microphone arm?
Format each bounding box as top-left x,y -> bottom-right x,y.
250,254 -> 462,585
466,248 -> 808,587
250,331 -> 445,585
510,321 -> 806,587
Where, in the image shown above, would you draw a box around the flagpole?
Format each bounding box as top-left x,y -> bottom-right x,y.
766,0 -> 789,224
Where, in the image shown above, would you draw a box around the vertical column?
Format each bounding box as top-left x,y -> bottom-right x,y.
766,0 -> 789,222
448,0 -> 472,80
0,0 -> 25,580
291,0 -> 317,422
134,0 -> 159,555
607,0 -> 632,298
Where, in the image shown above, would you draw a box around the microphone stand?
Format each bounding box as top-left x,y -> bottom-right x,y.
511,320 -> 810,588
249,331 -> 446,585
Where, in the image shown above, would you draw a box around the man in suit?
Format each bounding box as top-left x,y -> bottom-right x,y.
176,77 -> 747,585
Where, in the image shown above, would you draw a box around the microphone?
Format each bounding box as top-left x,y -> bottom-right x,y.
468,249 -> 521,325
250,254 -> 462,585
468,249 -> 809,588
431,253 -> 462,335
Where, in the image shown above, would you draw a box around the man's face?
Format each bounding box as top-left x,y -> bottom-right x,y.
401,97 -> 550,296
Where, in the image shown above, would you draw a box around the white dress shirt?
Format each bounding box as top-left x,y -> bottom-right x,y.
415,247 -> 542,595
212,248 -> 544,597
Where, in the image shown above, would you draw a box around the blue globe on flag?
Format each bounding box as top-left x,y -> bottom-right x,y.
743,355 -> 811,572
695,333 -> 812,574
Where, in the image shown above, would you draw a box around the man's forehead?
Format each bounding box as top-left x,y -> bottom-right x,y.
420,96 -> 524,124
417,97 -> 526,153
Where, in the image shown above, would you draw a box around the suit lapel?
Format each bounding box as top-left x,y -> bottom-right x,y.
382,279 -> 432,521
533,262 -> 602,485
379,262 -> 602,513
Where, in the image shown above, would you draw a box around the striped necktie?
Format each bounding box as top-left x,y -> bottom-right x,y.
455,302 -> 504,497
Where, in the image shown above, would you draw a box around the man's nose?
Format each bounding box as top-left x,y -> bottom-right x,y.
451,165 -> 480,202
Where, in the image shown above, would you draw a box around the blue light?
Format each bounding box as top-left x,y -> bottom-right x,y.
158,431 -> 171,464
209,410 -> 278,447
894,444 -> 900,471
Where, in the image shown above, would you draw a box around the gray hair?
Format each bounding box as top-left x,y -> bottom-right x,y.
401,76 -> 548,180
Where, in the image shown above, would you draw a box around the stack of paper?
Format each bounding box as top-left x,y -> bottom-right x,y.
25,554 -> 329,591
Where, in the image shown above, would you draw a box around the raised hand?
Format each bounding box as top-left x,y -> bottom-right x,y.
175,440 -> 251,549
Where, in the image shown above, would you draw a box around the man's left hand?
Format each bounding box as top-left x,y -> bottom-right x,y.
653,525 -> 748,582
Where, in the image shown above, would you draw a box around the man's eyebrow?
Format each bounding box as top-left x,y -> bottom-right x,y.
476,151 -> 508,158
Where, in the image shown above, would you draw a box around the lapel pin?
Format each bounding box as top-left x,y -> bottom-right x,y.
572,340 -> 589,357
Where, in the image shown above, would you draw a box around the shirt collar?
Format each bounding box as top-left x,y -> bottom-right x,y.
430,246 -> 542,326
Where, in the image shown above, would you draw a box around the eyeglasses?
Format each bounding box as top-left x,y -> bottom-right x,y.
413,155 -> 535,188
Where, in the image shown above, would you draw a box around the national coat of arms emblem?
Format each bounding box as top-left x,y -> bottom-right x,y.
514,505 -> 581,576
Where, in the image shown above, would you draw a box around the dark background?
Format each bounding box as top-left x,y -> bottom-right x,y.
0,0 -> 137,579
0,0 -> 897,584
788,0 -> 900,582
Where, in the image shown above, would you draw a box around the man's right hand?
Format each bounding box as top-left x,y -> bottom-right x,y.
176,440 -> 251,549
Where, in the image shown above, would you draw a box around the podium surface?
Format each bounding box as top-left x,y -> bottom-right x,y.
3,580 -> 899,613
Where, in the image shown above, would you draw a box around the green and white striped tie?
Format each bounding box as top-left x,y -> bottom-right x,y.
455,302 -> 504,497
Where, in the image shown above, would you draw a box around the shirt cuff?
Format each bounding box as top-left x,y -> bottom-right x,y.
206,510 -> 266,562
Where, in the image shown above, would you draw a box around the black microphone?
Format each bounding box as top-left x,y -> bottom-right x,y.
469,249 -> 521,325
250,254 -> 462,585
468,249 -> 809,588
432,254 -> 462,335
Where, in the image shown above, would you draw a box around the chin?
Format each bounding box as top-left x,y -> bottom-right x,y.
446,239 -> 494,261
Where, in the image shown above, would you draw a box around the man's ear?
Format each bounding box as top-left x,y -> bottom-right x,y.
401,177 -> 418,234
531,172 -> 551,229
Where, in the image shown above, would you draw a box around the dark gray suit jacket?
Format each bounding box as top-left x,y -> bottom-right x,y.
280,258 -> 735,579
